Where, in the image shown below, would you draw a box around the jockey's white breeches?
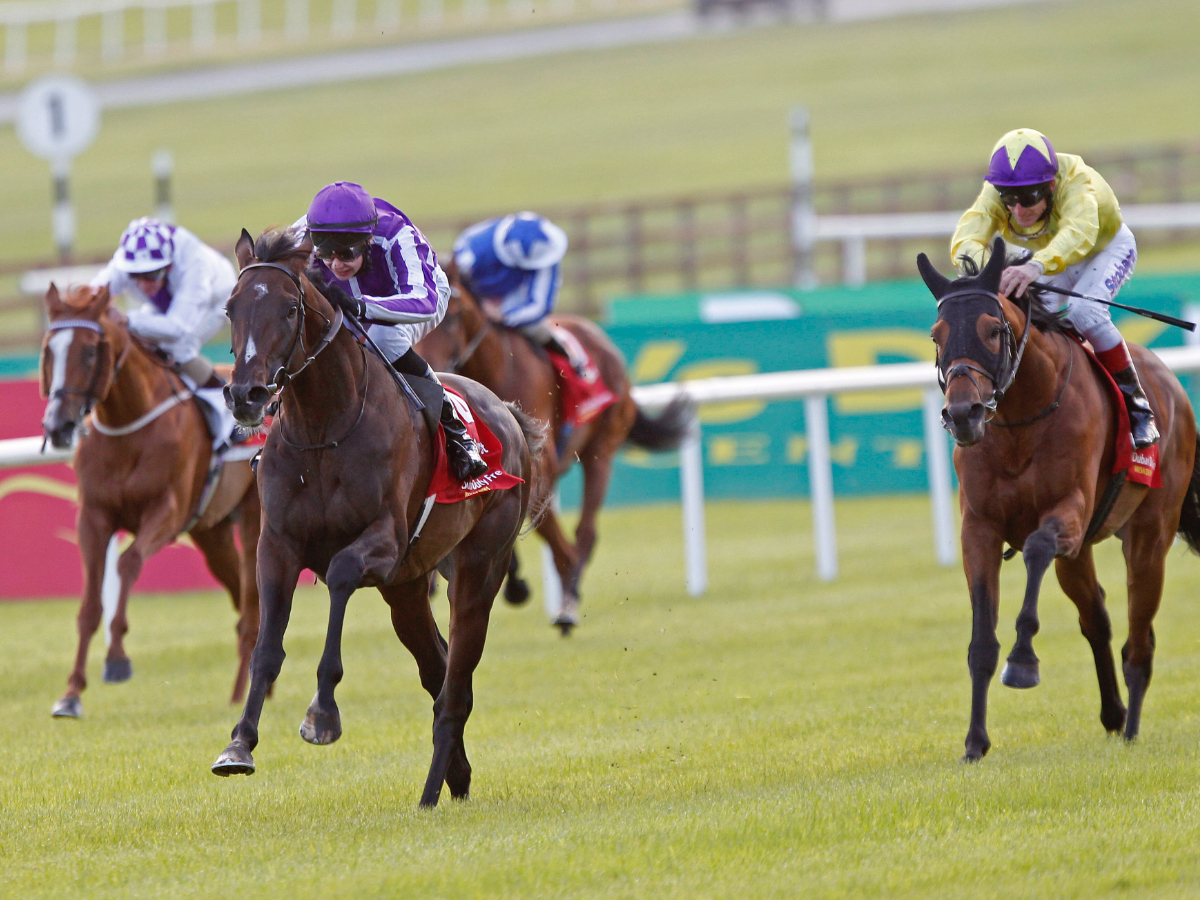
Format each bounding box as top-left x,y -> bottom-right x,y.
1036,223 -> 1137,353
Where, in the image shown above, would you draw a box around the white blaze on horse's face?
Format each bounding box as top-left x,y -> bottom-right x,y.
47,328 -> 74,397
254,284 -> 268,299
244,335 -> 258,364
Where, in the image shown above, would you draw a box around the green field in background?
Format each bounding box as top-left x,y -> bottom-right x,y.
4,496 -> 1200,897
0,0 -> 1197,272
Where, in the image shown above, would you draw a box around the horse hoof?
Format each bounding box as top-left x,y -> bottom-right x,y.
1000,661 -> 1040,689
51,696 -> 82,718
103,658 -> 133,683
504,576 -> 531,606
1101,705 -> 1127,734
556,621 -> 574,636
212,744 -> 256,776
299,698 -> 342,745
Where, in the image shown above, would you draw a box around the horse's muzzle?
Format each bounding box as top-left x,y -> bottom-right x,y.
225,383 -> 273,427
41,400 -> 77,450
942,399 -> 987,446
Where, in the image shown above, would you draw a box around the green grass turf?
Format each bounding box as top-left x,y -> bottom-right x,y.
0,0 -> 1198,272
4,494 -> 1200,897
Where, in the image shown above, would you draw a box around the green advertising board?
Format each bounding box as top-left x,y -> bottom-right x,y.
553,273 -> 1200,509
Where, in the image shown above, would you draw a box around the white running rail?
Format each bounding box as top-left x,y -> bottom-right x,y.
7,346 -> 1200,597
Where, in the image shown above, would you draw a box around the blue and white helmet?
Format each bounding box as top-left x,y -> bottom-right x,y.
114,217 -> 176,273
493,213 -> 567,270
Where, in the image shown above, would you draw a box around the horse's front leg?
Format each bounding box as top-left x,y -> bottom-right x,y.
301,517 -> 401,746
1001,513 -> 1079,689
212,531 -> 302,776
52,505 -> 113,718
961,517 -> 1003,761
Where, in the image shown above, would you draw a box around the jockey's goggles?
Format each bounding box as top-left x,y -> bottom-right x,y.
312,234 -> 369,262
998,182 -> 1053,209
131,267 -> 169,282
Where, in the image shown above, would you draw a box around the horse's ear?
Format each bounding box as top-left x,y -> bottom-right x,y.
916,253 -> 952,299
981,235 -> 1007,293
85,283 -> 111,315
45,281 -> 63,313
235,229 -> 256,269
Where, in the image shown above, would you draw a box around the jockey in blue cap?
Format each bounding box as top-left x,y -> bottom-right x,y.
952,128 -> 1156,448
452,212 -> 588,376
91,217 -> 237,389
294,181 -> 487,481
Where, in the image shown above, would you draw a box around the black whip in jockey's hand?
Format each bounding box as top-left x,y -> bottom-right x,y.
1032,282 -> 1196,332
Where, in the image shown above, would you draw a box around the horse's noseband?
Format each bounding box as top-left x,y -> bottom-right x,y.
935,288 -> 1031,416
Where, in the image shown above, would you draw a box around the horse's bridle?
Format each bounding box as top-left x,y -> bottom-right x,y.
236,261 -> 344,394
44,317 -> 132,418
935,288 -> 1032,417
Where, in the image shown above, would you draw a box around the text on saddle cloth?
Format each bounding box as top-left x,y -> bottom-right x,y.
426,388 -> 524,505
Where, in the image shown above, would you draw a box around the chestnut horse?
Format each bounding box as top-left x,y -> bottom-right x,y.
418,261 -> 693,632
921,236 -> 1200,761
39,284 -> 260,718
213,230 -> 542,807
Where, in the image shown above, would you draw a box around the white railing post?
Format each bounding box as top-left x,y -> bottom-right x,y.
54,15 -> 78,68
376,0 -> 400,30
143,3 -> 167,55
237,0 -> 261,44
541,491 -> 563,619
923,386 -> 957,566
462,0 -> 488,21
331,0 -> 356,36
6,21 -> 28,73
285,0 -> 309,39
419,0 -> 444,28
805,393 -> 837,580
101,8 -> 125,63
679,419 -> 707,596
192,0 -> 216,50
790,106 -> 818,289
842,235 -> 866,287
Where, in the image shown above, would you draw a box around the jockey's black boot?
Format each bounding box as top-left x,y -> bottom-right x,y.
1112,365 -> 1160,449
392,349 -> 488,482
439,397 -> 488,481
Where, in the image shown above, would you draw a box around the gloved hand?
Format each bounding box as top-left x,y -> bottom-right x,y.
325,285 -> 366,319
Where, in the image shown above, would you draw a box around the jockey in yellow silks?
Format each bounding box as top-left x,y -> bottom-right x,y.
951,129 -> 1156,448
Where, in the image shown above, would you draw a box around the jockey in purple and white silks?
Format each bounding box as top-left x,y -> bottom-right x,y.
295,181 -> 487,482
453,212 -> 587,376
91,218 -> 237,389
952,128 -> 1157,448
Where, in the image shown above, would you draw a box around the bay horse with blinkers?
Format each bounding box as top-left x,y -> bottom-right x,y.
418,260 -> 694,632
922,235 -> 1200,761
213,229 -> 543,807
39,283 -> 261,718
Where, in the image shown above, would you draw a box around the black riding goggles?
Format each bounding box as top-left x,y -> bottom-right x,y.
314,243 -> 368,263
998,182 -> 1053,209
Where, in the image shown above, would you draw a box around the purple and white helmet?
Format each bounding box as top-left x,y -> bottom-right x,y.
986,129 -> 1059,188
114,217 -> 176,273
306,182 -> 378,233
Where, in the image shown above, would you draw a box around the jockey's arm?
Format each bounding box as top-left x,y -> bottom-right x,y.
950,186 -> 1008,274
359,228 -> 445,324
89,260 -> 185,341
496,266 -> 558,327
1030,171 -> 1102,275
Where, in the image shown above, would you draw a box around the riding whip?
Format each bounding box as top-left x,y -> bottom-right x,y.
1032,282 -> 1196,332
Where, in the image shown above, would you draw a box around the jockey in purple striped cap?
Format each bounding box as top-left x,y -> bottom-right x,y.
952,129 -> 1156,447
91,217 -> 237,389
294,181 -> 486,481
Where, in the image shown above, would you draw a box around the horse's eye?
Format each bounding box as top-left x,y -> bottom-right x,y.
81,347 -> 96,362
287,306 -> 298,319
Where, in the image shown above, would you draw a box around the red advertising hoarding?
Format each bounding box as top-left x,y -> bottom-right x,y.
1,378 -> 223,600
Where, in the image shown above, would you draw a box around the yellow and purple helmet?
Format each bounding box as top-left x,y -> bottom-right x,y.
986,129 -> 1058,188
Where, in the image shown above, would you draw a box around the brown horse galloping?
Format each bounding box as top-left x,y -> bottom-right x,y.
921,236 -> 1200,761
39,284 -> 260,718
213,230 -> 542,807
418,261 -> 693,631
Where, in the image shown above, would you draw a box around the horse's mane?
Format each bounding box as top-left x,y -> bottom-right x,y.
252,228 -> 311,266
955,252 -> 1069,335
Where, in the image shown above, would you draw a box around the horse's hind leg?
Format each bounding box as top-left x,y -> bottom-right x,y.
502,550 -> 530,605
1055,547 -> 1126,733
191,514 -> 253,703
535,508 -> 581,630
1120,524 -> 1170,741
1001,519 -> 1064,689
421,500 -> 519,807
53,506 -> 112,718
573,434 -> 622,593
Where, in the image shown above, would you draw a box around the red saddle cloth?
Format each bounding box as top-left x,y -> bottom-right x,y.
546,326 -> 617,429
1078,338 -> 1161,489
426,388 -> 525,504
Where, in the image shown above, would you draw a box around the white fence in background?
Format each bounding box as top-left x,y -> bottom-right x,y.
8,344 -> 1200,602
819,204 -> 1200,287
0,0 -> 677,73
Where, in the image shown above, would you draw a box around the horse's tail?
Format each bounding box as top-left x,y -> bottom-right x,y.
626,394 -> 696,452
505,401 -> 552,533
1176,435 -> 1200,554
